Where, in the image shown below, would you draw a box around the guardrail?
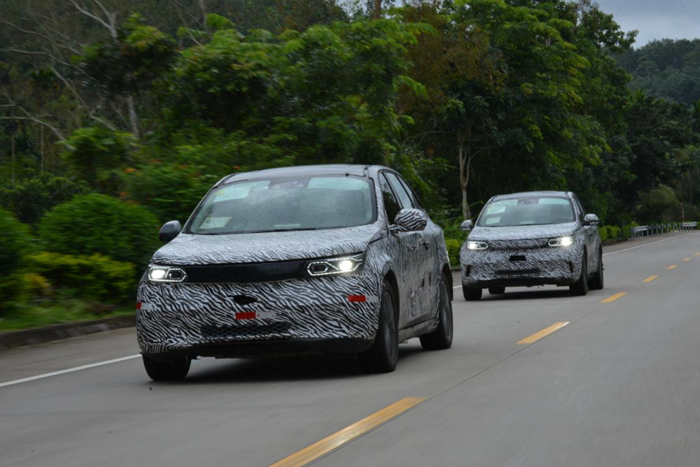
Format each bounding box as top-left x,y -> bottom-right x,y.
630,222 -> 697,239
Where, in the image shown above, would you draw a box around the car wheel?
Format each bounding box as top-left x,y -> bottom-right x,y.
463,284 -> 482,301
142,355 -> 191,381
569,253 -> 589,296
589,249 -> 604,290
359,280 -> 399,374
420,274 -> 453,351
488,286 -> 505,295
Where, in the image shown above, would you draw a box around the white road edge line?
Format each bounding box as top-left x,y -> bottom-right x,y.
0,355 -> 141,389
603,236 -> 680,256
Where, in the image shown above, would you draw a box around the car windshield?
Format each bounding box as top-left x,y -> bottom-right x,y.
187,175 -> 375,234
477,196 -> 575,227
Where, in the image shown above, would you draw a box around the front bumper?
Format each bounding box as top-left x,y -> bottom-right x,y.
136,275 -> 381,356
461,245 -> 582,288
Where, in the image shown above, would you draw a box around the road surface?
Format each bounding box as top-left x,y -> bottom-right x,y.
2,233 -> 699,466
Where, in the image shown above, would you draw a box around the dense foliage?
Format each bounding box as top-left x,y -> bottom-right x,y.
1,0 -> 699,324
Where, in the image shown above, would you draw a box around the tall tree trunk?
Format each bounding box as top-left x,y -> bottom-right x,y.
11,132 -> 15,186
372,0 -> 382,19
458,140 -> 470,219
40,126 -> 44,173
126,95 -> 141,139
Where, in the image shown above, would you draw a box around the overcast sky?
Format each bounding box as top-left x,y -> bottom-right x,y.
595,0 -> 700,46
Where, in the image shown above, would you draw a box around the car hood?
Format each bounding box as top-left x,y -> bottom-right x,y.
469,222 -> 577,241
151,224 -> 385,266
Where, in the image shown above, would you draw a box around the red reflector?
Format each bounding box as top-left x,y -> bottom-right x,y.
348,295 -> 366,303
235,312 -> 256,320
136,302 -> 142,310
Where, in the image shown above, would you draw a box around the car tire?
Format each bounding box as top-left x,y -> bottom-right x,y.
589,249 -> 604,290
463,284 -> 482,301
142,355 -> 191,381
420,274 -> 453,351
569,253 -> 589,296
488,286 -> 505,295
359,280 -> 399,374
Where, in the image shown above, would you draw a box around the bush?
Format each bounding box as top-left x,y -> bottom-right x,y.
0,173 -> 90,224
26,252 -> 136,303
0,208 -> 33,311
445,238 -> 462,268
124,162 -> 216,222
38,194 -> 160,269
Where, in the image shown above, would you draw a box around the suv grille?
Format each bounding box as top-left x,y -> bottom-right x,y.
183,260 -> 306,283
201,322 -> 292,339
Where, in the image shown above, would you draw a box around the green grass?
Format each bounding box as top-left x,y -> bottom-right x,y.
0,300 -> 134,332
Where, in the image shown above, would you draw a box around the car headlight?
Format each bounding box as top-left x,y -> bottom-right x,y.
467,241 -> 489,251
148,265 -> 187,283
306,254 -> 365,277
548,236 -> 574,247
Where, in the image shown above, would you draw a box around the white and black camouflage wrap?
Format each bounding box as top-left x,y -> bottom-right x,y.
461,192 -> 602,288
136,165 -> 451,357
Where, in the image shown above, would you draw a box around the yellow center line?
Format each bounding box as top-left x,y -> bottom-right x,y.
517,322 -> 569,344
643,275 -> 659,283
683,258 -> 691,262
695,253 -> 700,257
602,292 -> 627,303
667,265 -> 678,270
270,397 -> 426,467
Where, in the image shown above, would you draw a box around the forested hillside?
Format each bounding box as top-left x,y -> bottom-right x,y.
1,0 -> 700,324
616,38 -> 700,105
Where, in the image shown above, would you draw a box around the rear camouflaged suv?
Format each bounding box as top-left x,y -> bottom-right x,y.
137,165 -> 454,380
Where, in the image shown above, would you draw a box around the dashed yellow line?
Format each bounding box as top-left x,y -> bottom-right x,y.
517,322 -> 570,344
643,275 -> 658,283
602,292 -> 627,303
667,265 -> 678,270
270,397 -> 426,467
683,258 -> 691,262
695,253 -> 700,257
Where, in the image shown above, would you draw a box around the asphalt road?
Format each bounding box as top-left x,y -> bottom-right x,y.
2,232 -> 700,467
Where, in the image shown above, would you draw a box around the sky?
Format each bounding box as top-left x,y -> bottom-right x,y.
595,0 -> 700,46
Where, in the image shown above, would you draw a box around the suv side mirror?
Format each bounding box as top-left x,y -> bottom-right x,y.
391,208 -> 428,233
460,220 -> 474,232
583,214 -> 599,226
159,220 -> 182,243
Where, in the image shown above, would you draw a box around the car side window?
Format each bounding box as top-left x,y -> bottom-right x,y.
396,175 -> 423,210
379,173 -> 401,223
385,172 -> 414,210
573,197 -> 585,220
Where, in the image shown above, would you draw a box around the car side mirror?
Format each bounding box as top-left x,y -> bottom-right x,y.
583,214 -> 599,226
460,220 -> 474,232
391,208 -> 428,233
159,220 -> 182,243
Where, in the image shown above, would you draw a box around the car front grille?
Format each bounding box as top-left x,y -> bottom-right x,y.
182,260 -> 307,283
495,268 -> 541,276
201,322 -> 292,339
488,239 -> 548,250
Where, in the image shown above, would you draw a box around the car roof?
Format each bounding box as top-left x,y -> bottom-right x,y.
218,164 -> 390,185
491,191 -> 572,201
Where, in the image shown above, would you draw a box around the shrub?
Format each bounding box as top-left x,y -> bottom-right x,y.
445,238 -> 462,268
0,173 -> 90,224
124,162 -> 216,222
38,194 -> 160,269
0,208 -> 33,311
599,226 -> 609,241
26,252 -> 136,303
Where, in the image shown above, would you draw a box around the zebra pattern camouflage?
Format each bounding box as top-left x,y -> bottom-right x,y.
136,165 -> 450,357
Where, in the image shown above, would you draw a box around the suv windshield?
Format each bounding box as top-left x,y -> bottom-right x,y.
188,175 -> 375,234
477,196 -> 575,227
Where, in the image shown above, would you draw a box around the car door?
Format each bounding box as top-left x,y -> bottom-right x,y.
573,196 -> 597,270
384,172 -> 432,326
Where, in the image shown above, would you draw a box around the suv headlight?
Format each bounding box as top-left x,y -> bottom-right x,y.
148,265 -> 187,283
548,236 -> 574,247
467,241 -> 489,251
306,254 -> 365,277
